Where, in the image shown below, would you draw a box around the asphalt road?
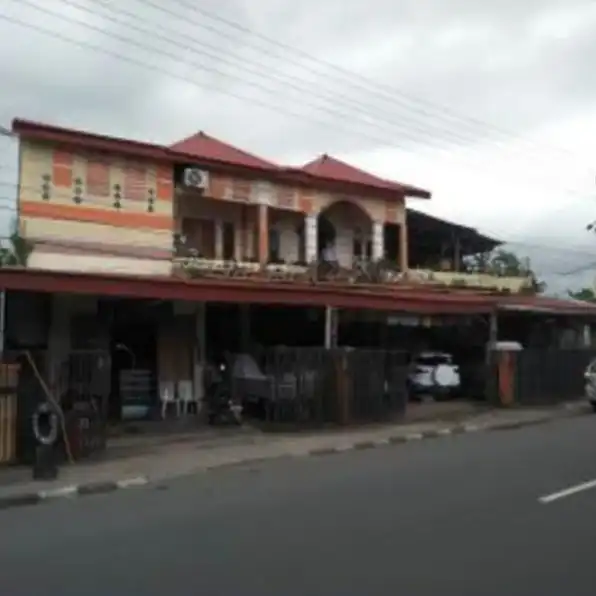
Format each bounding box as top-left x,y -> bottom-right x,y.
1,416 -> 596,595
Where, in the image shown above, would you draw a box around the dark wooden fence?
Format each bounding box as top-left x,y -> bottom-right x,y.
0,363 -> 19,464
230,347 -> 409,427
3,350 -> 110,464
487,348 -> 596,406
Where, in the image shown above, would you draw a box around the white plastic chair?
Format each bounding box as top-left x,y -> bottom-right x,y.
159,381 -> 179,419
177,380 -> 196,416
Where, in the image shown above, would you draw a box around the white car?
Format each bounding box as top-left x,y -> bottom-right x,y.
583,358 -> 596,412
408,352 -> 461,400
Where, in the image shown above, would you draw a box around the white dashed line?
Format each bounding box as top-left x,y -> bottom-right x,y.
539,479 -> 596,504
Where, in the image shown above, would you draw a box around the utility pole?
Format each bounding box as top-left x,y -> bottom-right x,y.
0,124 -> 15,356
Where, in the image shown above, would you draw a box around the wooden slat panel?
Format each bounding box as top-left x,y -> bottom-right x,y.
52,150 -> 73,188
155,165 -> 172,201
123,163 -> 147,201
0,394 -> 17,464
86,158 -> 110,197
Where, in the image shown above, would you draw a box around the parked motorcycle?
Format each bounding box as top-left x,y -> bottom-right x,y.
204,361 -> 243,425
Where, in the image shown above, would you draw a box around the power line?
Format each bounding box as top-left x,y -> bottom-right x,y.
165,0 -> 592,165
556,260 -> 596,276
86,0 -> 592,188
0,2 -> 593,257
3,0 -> 593,205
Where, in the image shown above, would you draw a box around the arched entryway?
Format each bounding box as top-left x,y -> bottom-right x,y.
317,200 -> 373,268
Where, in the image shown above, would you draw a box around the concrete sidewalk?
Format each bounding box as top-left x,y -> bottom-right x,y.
0,400 -> 591,510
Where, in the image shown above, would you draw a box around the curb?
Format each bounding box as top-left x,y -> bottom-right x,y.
300,403 -> 592,458
0,476 -> 149,512
0,403 -> 590,511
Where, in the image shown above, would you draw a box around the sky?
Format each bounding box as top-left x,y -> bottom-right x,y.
1,0 -> 596,294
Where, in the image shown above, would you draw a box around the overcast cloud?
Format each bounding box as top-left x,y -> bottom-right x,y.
1,0 -> 596,293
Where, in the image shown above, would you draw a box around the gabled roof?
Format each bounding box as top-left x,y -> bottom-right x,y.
298,154 -> 431,199
12,118 -> 432,197
170,131 -> 278,171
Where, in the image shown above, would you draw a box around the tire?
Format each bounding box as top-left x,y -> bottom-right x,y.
32,402 -> 59,446
591,402 -> 596,413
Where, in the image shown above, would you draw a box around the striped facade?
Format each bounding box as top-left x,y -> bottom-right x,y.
18,140 -> 174,275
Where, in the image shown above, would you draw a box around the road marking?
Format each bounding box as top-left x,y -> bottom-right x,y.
539,479 -> 596,504
39,485 -> 78,499
463,424 -> 480,432
116,477 -> 148,489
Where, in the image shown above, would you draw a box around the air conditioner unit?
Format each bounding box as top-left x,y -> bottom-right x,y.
183,167 -> 209,190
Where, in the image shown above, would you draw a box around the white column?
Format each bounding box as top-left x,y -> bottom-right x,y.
305,214 -> 318,263
372,221 -> 384,261
215,220 -> 224,259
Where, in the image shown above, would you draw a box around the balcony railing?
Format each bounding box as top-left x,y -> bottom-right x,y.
172,254 -> 534,294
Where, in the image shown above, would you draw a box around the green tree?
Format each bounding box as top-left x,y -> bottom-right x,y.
0,221 -> 33,267
464,249 -> 545,293
567,287 -> 596,302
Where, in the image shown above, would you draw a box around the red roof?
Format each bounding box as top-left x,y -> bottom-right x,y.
170,131 -> 278,171
0,268 -> 492,314
298,154 -> 431,199
11,118 -> 431,197
497,294 -> 596,315
12,118 -> 172,162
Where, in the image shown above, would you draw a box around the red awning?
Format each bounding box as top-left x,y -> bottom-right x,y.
0,268 -> 494,314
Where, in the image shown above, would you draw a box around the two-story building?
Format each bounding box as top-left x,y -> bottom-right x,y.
14,120 -> 424,276
2,118 -> 593,427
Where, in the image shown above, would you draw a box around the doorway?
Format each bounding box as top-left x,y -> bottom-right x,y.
106,301 -> 158,421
